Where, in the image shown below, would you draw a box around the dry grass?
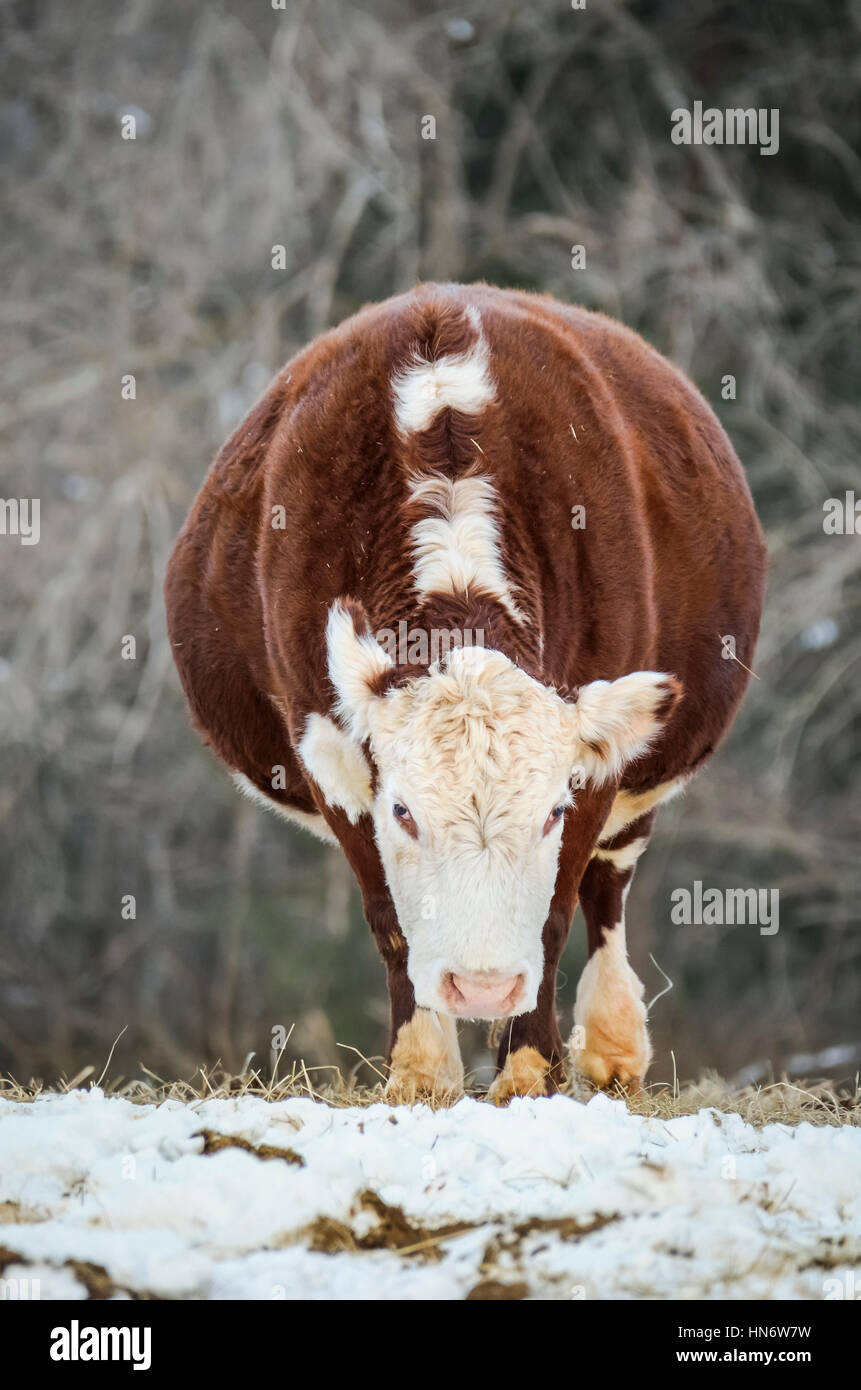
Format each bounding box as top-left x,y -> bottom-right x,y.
621,1071 -> 861,1128
1,1060 -> 858,1128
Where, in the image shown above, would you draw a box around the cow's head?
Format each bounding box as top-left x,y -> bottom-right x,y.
301,600 -> 681,1020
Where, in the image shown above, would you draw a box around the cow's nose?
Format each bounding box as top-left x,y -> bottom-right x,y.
442,970 -> 525,1018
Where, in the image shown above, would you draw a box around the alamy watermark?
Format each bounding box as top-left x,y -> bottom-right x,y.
1,1274 -> 40,1299
671,102 -> 779,157
823,491 -> 861,534
50,1321 -> 151,1370
671,881 -> 779,935
0,497 -> 40,545
375,621 -> 485,666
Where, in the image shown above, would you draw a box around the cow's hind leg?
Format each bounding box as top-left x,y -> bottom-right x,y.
570,812 -> 656,1092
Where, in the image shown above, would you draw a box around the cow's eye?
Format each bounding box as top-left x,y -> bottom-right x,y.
542,804 -> 565,837
393,802 -> 417,838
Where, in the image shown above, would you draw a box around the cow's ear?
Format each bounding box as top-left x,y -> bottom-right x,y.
326,598 -> 393,741
298,712 -> 374,822
566,671 -> 682,785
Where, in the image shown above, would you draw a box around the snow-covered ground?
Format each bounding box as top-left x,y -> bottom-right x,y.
1,1089 -> 859,1300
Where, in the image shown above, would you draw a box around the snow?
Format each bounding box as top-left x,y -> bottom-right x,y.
0,1089 -> 858,1300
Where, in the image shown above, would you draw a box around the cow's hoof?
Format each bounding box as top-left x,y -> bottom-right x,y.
384,1008 -> 463,1105
568,1029 -> 651,1094
383,1072 -> 462,1107
571,1059 -> 645,1096
487,1046 -> 554,1105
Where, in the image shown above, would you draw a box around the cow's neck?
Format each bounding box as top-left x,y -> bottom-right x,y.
398,590 -> 543,677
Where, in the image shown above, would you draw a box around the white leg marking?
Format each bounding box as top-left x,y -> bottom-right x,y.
572,829 -> 653,1089
571,916 -> 652,1089
385,1007 -> 464,1103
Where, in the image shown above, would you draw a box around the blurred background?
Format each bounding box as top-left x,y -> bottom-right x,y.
1,0 -> 859,1089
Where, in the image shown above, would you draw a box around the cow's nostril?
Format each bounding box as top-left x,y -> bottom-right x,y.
502,975 -> 524,1009
445,972 -> 466,1005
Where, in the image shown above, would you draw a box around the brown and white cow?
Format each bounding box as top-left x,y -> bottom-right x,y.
165,283 -> 766,1104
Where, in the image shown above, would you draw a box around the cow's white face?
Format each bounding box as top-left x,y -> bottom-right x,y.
368,655 -> 576,1017
301,601 -> 680,1020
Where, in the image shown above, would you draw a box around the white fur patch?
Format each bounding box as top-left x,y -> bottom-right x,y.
297,712 -> 373,822
592,835 -> 649,873
392,307 -> 494,433
599,776 -> 686,843
231,772 -> 338,844
407,474 -> 525,623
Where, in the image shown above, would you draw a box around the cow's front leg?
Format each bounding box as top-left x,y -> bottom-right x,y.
386,1002 -> 464,1105
372,898 -> 464,1104
569,814 -> 655,1091
488,908 -> 568,1104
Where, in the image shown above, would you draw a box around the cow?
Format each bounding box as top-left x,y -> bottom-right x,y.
164,283 -> 766,1104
